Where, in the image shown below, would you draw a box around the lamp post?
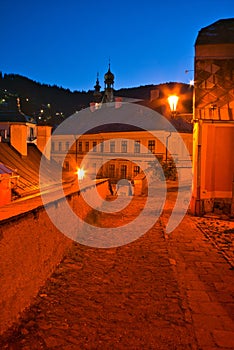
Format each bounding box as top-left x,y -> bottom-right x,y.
168,95 -> 179,118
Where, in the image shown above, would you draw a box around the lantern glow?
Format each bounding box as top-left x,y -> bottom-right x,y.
168,95 -> 179,113
76,167 -> 85,180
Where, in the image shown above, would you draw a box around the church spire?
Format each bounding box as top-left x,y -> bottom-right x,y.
104,59 -> 114,89
94,72 -> 101,92
93,72 -> 102,102
103,60 -> 114,103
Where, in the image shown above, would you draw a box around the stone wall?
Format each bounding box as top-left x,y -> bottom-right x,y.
0,179 -> 110,334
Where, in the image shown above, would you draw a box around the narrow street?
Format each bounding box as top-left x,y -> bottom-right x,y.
0,186 -> 233,350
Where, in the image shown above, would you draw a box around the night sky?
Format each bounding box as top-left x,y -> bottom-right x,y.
1,0 -> 233,91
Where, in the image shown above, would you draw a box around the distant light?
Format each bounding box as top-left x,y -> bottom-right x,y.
168,95 -> 179,112
40,109 -> 44,113
76,167 -> 85,180
189,79 -> 194,86
26,98 -> 29,101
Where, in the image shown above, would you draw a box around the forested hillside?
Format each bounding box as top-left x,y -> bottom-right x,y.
0,72 -> 193,128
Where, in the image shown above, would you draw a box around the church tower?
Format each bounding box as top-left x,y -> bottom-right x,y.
93,73 -> 102,103
103,61 -> 114,103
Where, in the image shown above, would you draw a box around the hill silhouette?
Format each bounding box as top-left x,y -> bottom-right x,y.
0,72 -> 193,128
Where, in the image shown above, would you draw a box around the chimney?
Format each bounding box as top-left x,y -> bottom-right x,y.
90,102 -> 96,112
37,125 -> 52,160
115,97 -> 122,109
10,124 -> 28,156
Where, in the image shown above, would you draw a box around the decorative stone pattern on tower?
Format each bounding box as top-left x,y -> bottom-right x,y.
191,19 -> 234,216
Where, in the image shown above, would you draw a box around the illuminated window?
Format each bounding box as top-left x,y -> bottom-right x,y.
121,165 -> 127,178
85,141 -> 89,152
134,140 -> 140,153
121,141 -> 127,153
148,140 -> 155,153
133,166 -> 140,176
109,164 -> 115,177
110,141 -> 115,153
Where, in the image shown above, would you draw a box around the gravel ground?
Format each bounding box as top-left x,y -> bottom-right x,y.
196,216 -> 234,268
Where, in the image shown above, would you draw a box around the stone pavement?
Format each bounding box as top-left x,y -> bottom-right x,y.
0,189 -> 233,349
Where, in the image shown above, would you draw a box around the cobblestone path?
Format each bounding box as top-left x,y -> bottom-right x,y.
0,193 -> 233,349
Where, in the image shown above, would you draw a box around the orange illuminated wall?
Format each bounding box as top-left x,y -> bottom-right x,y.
201,124 -> 234,196
0,176 -> 11,206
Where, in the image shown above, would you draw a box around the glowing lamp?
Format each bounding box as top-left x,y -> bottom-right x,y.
189,79 -> 194,86
168,95 -> 179,113
77,168 -> 85,180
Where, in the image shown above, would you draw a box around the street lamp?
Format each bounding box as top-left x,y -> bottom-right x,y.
168,95 -> 179,118
76,167 -> 85,180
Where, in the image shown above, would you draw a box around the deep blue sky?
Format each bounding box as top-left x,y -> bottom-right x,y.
1,0 -> 233,91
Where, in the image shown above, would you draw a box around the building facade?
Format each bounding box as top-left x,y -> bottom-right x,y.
51,128 -> 193,182
191,19 -> 234,215
51,65 -> 193,183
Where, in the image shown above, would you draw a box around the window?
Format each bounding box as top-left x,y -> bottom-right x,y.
78,141 -> 82,152
100,142 -> 104,153
133,166 -> 140,176
121,141 -> 127,153
58,142 -> 62,151
148,140 -> 155,153
29,127 -> 35,141
110,141 -> 115,153
92,141 -> 97,152
85,141 -> 89,152
109,164 -> 115,178
134,140 -> 140,153
0,129 -> 8,140
63,161 -> 69,171
51,142 -> 55,152
66,141 -> 70,150
121,165 -> 127,178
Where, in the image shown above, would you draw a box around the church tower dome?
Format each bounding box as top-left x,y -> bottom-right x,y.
103,61 -> 115,103
104,62 -> 114,88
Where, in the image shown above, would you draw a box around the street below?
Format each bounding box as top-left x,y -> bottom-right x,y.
0,184 -> 233,349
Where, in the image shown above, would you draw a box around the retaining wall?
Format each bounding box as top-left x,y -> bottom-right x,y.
0,179 -> 109,334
